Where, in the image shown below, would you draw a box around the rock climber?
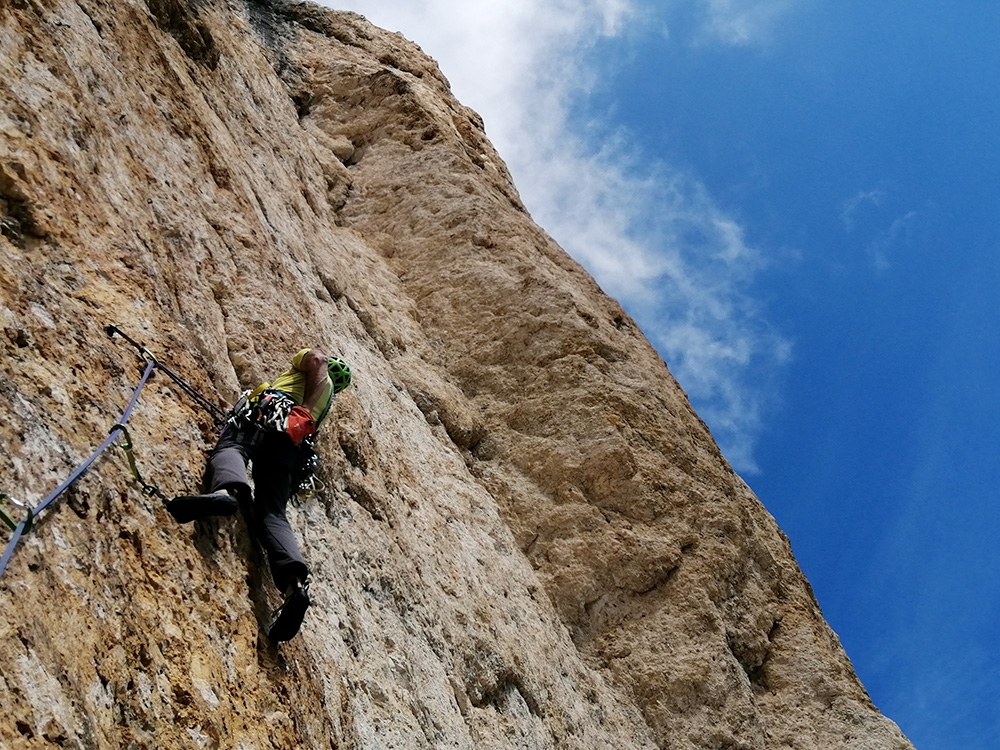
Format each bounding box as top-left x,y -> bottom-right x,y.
167,348 -> 352,642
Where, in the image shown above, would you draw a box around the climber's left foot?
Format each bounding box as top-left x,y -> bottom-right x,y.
166,493 -> 238,523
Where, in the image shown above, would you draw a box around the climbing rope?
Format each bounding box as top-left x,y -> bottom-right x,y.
0,358 -> 157,578
0,326 -> 225,580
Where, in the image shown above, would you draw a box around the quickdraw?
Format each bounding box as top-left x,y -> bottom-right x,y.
254,390 -> 295,433
290,435 -> 323,500
1,325 -> 225,580
105,324 -> 227,427
0,493 -> 32,534
111,424 -> 168,501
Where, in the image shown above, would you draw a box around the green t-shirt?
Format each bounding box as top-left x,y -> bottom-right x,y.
268,349 -> 335,427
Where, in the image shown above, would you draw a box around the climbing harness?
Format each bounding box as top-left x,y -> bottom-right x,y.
227,389 -> 324,498
229,388 -> 297,437
0,326 -> 225,580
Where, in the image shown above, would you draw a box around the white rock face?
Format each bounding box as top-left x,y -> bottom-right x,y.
0,1 -> 912,748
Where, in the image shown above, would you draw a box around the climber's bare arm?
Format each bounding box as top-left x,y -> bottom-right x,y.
300,349 -> 329,413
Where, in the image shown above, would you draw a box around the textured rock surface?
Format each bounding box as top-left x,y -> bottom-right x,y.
0,1 -> 913,748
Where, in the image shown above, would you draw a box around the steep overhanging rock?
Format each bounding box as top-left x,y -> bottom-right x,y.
0,1 -> 912,748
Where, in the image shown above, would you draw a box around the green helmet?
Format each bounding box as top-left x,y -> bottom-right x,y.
327,357 -> 352,394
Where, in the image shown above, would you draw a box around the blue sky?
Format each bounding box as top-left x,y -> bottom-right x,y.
326,2 -> 999,747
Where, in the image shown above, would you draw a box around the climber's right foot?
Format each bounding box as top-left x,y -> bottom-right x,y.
268,577 -> 311,643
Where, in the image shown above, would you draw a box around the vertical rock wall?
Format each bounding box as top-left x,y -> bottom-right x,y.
0,1 -> 912,748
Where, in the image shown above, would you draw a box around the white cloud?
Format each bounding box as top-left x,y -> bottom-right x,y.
697,0 -> 800,46
840,189 -> 919,271
867,210 -> 918,272
320,0 -> 793,472
840,189 -> 884,231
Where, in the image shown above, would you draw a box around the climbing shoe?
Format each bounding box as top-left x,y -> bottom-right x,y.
166,493 -> 239,523
268,577 -> 311,643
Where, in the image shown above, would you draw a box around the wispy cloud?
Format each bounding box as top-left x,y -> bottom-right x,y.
697,0 -> 800,46
840,189 -> 884,231
321,0 -> 795,472
840,189 -> 919,271
867,211 -> 918,272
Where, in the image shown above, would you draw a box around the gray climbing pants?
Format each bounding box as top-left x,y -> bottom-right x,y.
204,423 -> 309,592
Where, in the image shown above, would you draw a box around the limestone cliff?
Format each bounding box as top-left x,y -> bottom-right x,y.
0,1 -> 913,748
